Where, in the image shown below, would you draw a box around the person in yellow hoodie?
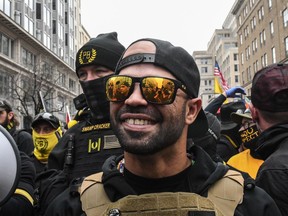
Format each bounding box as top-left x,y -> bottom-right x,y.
30,112 -> 63,175
227,108 -> 263,179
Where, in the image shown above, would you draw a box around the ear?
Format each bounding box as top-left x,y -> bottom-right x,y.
249,103 -> 258,123
7,111 -> 14,121
186,98 -> 202,125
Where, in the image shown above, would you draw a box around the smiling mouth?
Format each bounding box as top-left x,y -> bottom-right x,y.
124,118 -> 153,125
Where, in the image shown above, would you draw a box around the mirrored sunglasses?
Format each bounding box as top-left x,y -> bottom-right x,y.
105,75 -> 188,105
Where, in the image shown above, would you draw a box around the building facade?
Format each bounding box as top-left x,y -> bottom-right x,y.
192,51 -> 214,109
232,0 -> 288,95
0,0 -> 90,127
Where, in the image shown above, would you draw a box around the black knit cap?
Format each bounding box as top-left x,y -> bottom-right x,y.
75,32 -> 125,75
115,38 -> 208,137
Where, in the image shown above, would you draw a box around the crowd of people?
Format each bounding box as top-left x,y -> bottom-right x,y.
0,32 -> 287,216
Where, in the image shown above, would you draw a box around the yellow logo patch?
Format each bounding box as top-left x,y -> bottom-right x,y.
78,48 -> 97,65
82,123 -> 111,132
88,137 -> 101,153
35,138 -> 48,151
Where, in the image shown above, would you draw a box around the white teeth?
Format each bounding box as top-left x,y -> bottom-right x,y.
125,118 -> 150,125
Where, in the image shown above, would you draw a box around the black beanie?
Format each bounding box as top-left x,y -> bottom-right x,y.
75,32 -> 125,75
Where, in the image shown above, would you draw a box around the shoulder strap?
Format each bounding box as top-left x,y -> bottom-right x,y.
80,172 -> 112,216
208,169 -> 244,216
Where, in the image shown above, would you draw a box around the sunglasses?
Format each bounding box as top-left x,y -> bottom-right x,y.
105,75 -> 189,105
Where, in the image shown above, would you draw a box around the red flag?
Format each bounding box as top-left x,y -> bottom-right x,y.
66,112 -> 70,124
214,61 -> 229,91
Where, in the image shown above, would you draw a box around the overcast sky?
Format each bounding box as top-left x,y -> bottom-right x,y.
80,1 -> 236,54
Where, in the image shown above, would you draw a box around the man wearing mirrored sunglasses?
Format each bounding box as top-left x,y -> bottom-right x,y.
78,38 -> 281,216
0,99 -> 33,155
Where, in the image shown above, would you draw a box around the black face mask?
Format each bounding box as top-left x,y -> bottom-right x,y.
238,125 -> 260,150
80,76 -> 110,121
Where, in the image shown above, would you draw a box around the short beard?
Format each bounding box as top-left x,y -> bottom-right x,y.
111,104 -> 187,155
1,115 -> 9,129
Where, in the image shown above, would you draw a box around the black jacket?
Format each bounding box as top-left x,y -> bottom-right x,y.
44,145 -> 281,216
9,127 -> 34,155
0,152 -> 36,216
204,94 -> 226,115
255,123 -> 288,215
217,134 -> 239,162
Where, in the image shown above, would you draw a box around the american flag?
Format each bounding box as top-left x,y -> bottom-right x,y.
214,61 -> 229,91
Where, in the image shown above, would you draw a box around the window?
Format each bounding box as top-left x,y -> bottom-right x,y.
268,0 -> 272,9
0,71 -> 13,97
52,20 -> 56,34
21,47 -> 36,69
248,66 -> 252,81
43,5 -> 51,27
270,21 -> 274,35
271,47 -> 276,63
256,60 -> 259,71
201,67 -> 208,73
200,59 -> 208,64
59,72 -> 66,87
52,0 -> 56,10
57,95 -> 64,111
255,38 -> 258,50
69,78 -> 76,91
0,33 -> 13,57
285,37 -> 288,57
258,9 -> 262,20
36,3 -> 41,19
65,12 -> 68,24
264,53 -> 268,66
42,62 -> 53,80
234,64 -> 238,72
260,32 -> 263,45
235,75 -> 239,83
2,0 -> 12,16
43,32 -> 51,49
234,54 -> 238,61
261,54 -> 268,67
25,0 -> 34,9
283,8 -> 288,27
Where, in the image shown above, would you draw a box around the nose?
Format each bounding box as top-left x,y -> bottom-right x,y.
124,83 -> 148,106
38,128 -> 46,134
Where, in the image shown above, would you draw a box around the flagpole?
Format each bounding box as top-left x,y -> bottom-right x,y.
66,105 -> 71,123
39,91 -> 47,112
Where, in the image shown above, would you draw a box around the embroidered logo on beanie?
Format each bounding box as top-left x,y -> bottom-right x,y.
78,48 -> 97,65
75,32 -> 125,75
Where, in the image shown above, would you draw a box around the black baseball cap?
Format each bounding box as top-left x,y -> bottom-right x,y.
32,112 -> 60,129
0,100 -> 12,112
251,63 -> 288,112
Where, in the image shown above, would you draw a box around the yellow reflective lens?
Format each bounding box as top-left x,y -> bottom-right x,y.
106,76 -> 132,101
142,77 -> 175,104
106,76 -> 181,104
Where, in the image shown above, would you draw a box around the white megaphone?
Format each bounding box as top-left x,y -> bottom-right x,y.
0,125 -> 20,206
